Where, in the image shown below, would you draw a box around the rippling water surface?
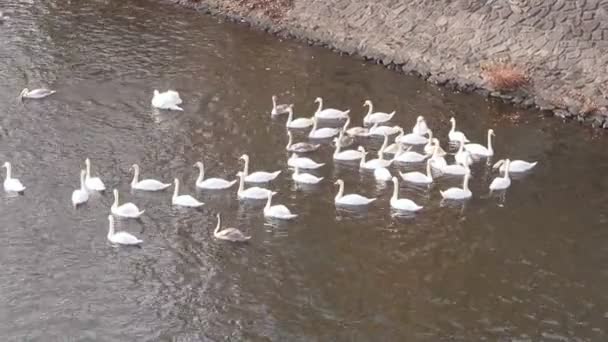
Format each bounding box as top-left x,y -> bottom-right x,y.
0,1 -> 607,340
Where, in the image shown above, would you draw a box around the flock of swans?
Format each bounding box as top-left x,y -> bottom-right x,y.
10,89 -> 538,246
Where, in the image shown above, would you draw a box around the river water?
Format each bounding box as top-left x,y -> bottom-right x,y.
0,1 -> 607,341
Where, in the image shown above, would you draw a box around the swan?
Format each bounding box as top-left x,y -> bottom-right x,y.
448,117 -> 470,143
84,158 -> 106,191
465,129 -> 495,157
172,179 -> 204,207
489,159 -> 511,191
440,171 -> 472,200
374,167 -> 392,181
440,161 -> 470,176
362,100 -> 395,125
428,143 -> 447,170
390,177 -> 423,211
395,128 -> 428,145
236,172 -> 275,200
152,89 -> 183,111
423,132 -> 447,156
288,154 -> 324,169
412,116 -> 430,136
308,117 -> 341,139
271,95 -> 291,116
285,106 -> 314,129
194,161 -> 237,189
454,137 -> 474,166
263,192 -> 297,220
359,146 -> 392,170
313,97 -> 350,120
130,164 -> 171,191
393,144 -> 429,163
334,179 -> 376,206
333,139 -> 364,161
493,159 -> 537,173
342,117 -> 369,137
367,123 -> 401,137
334,129 -> 354,148
213,213 -> 251,242
111,189 -> 145,218
400,159 -> 433,184
292,166 -> 323,184
2,162 -> 26,192
19,88 -> 56,100
240,154 -> 281,183
286,130 -> 319,153
71,170 -> 89,207
107,215 -> 142,246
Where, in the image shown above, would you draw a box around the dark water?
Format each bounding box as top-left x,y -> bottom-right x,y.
1,1 -> 607,340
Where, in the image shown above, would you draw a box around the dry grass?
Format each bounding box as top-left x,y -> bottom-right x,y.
481,63 -> 529,91
236,0 -> 292,19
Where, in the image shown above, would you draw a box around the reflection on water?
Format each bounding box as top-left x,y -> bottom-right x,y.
0,0 -> 607,340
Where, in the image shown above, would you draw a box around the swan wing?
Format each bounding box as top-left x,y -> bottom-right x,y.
174,195 -> 204,207
71,189 -> 89,206
400,172 -> 431,184
217,228 -> 251,241
198,178 -> 236,189
4,178 -> 26,192
293,173 -> 323,184
85,177 -> 105,191
337,194 -> 376,205
287,118 -> 314,128
134,179 -> 171,191
240,187 -> 273,199
391,198 -> 423,211
334,150 -> 363,161
245,171 -> 280,183
316,108 -> 348,119
111,231 -> 142,245
114,203 -> 144,217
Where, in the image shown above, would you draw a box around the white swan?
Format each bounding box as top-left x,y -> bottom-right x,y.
448,117 -> 470,143
367,123 -> 401,137
335,127 -> 355,148
152,89 -> 183,111
390,177 -> 423,211
400,159 -> 433,184
19,88 -> 56,100
465,129 -> 495,157
393,144 -> 429,163
359,146 -> 392,170
374,167 -> 392,181
194,161 -> 237,189
440,172 -> 472,200
342,117 -> 369,137
263,192 -> 297,220
292,166 -> 323,184
71,170 -> 89,207
288,154 -> 324,169
214,213 -> 251,242
285,106 -> 314,129
240,154 -> 281,183
333,139 -> 364,161
111,189 -> 145,218
84,158 -> 106,191
130,164 -> 171,191
313,97 -> 350,120
2,162 -> 26,192
362,100 -> 395,125
334,179 -> 376,206
440,161 -> 470,176
271,95 -> 291,116
172,179 -> 204,207
454,137 -> 474,166
236,172 -> 275,200
107,215 -> 142,246
395,128 -> 428,145
428,143 -> 447,170
412,116 -> 430,136
489,159 -> 511,191
423,131 -> 447,156
308,117 -> 341,139
493,159 -> 537,173
286,130 -> 319,153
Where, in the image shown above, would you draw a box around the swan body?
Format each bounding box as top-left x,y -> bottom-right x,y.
440,163 -> 470,176
308,117 -> 341,139
152,89 -> 183,111
367,123 -> 401,137
19,88 -> 56,100
71,170 -> 89,207
428,143 -> 447,170
111,189 -> 145,218
264,192 -> 297,220
394,145 -> 429,163
172,179 -> 204,207
335,129 -> 355,148
465,129 -> 495,157
343,117 -> 369,136
214,213 -> 251,242
362,100 -> 395,125
107,215 -> 142,245
237,172 -> 275,200
292,166 -> 323,184
271,95 -> 291,116
194,161 -> 236,189
423,131 -> 447,156
489,159 -> 511,191
2,162 -> 26,192
313,97 -> 350,120
493,159 -> 537,173
412,116 -> 430,136
359,146 -> 392,170
333,139 -> 364,161
454,137 -> 474,166
130,164 -> 171,191
288,154 -> 324,169
334,179 -> 376,206
400,159 -> 433,184
395,128 -> 428,145
374,167 -> 392,181
285,106 -> 314,129
286,131 -> 319,153
390,177 -> 423,211
84,158 -> 106,191
449,117 -> 470,143
440,172 -> 473,200
240,154 -> 281,183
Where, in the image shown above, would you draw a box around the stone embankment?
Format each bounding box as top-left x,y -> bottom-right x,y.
169,0 -> 608,128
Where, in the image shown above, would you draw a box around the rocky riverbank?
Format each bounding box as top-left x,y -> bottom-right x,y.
168,0 -> 608,129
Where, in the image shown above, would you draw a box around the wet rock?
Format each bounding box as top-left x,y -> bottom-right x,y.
554,109 -> 573,119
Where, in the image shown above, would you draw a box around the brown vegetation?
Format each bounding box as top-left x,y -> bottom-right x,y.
481,62 -> 529,91
236,0 -> 292,19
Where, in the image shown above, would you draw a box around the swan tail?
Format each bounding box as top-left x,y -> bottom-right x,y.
170,105 -> 183,111
272,171 -> 281,177
138,210 -> 145,217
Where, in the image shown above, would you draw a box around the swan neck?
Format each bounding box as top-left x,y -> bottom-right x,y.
265,195 -> 271,210
112,191 -> 119,208
463,175 -> 470,191
272,97 -> 277,109
450,120 -> 456,133
316,99 -> 323,113
504,161 -> 510,179
487,131 -> 493,152
108,219 -> 115,238
365,102 -> 373,117
242,158 -> 249,176
286,109 -> 293,125
80,172 -> 87,191
392,179 -> 399,200
334,141 -> 341,155
359,150 -> 366,167
335,182 -> 344,201
131,167 -> 139,186
238,174 -> 244,194
196,164 -> 204,184
5,164 -> 11,179
85,162 -> 91,179
286,133 -> 292,149
173,181 -> 179,198
214,216 -> 221,235
426,161 -> 432,178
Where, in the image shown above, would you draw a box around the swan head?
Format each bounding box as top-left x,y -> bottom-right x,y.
80,169 -> 86,178
153,89 -> 159,96
416,116 -> 424,123
357,146 -> 366,154
1,161 -> 9,168
239,154 -> 249,162
174,178 -> 179,186
272,95 -> 277,101
334,179 -> 344,186
194,161 -> 204,169
112,188 -> 119,199
363,100 -> 372,107
492,159 -> 505,169
85,158 -> 91,167
450,117 -> 455,123
19,88 -> 28,99
130,164 -> 139,172
488,129 -> 495,136
314,97 -> 322,103
286,104 -> 294,114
